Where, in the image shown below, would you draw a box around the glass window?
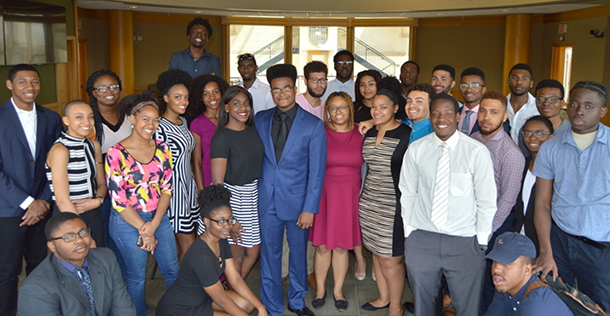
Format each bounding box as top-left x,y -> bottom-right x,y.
229,25 -> 285,86
354,26 -> 411,77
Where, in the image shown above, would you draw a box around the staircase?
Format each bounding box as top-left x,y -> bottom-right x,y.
253,36 -> 285,74
353,38 -> 398,77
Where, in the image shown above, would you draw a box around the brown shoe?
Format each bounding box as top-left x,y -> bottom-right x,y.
443,294 -> 452,309
442,311 -> 455,316
282,275 -> 289,283
308,273 -> 317,290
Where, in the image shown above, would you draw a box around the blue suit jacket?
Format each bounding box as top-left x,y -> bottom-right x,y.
255,105 -> 327,221
0,100 -> 62,217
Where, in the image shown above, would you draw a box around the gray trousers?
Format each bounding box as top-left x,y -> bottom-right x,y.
405,230 -> 485,316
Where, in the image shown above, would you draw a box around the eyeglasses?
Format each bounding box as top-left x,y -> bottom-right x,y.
94,85 -> 120,93
521,131 -> 552,138
207,217 -> 237,226
271,86 -> 294,94
49,228 -> 91,243
535,96 -> 561,104
308,78 -> 327,84
238,53 -> 254,61
336,61 -> 353,66
329,105 -> 348,112
459,82 -> 484,89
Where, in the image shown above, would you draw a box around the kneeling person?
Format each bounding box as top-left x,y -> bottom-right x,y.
484,232 -> 573,316
18,212 -> 135,315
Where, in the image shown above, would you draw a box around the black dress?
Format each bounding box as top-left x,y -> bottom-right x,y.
156,238 -> 232,316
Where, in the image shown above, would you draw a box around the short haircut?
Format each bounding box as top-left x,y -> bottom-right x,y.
333,50 -> 354,62
432,64 -> 456,81
187,74 -> 230,120
186,17 -> 213,37
535,79 -> 565,99
120,90 -> 159,116
520,255 -> 535,266
237,53 -> 257,66
402,60 -> 420,74
217,86 -> 254,129
324,91 -> 355,131
266,64 -> 297,86
570,81 -> 609,105
406,83 -> 436,106
304,61 -> 328,78
355,70 -> 382,102
64,99 -> 91,116
481,90 -> 508,110
8,64 -> 40,82
45,212 -> 85,241
461,67 -> 486,83
524,115 -> 554,134
431,93 -> 460,113
156,69 -> 192,96
198,184 -> 231,219
509,63 -> 533,78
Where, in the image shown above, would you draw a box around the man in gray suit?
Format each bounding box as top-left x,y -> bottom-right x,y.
18,212 -> 135,316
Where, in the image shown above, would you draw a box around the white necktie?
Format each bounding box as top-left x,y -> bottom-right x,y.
431,142 -> 450,230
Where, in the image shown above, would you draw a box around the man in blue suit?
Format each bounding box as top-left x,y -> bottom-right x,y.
255,64 -> 327,316
0,64 -> 62,315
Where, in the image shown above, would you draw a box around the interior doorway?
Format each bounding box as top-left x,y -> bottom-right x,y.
550,43 -> 573,97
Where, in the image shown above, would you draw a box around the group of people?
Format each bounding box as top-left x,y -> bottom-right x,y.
1,16 -> 609,316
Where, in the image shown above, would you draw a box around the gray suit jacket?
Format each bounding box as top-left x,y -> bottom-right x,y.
18,248 -> 136,316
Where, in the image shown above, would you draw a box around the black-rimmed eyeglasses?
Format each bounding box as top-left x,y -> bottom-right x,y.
49,228 -> 91,243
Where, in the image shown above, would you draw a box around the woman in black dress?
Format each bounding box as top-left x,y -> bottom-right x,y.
156,185 -> 267,316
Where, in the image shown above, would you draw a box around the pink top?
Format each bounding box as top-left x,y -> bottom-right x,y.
105,140 -> 173,213
296,93 -> 325,121
190,113 -> 216,187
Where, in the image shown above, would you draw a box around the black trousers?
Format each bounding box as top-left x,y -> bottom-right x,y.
0,215 -> 49,316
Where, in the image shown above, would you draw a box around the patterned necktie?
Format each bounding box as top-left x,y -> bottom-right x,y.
461,110 -> 473,134
431,142 -> 450,230
75,266 -> 96,316
275,112 -> 288,162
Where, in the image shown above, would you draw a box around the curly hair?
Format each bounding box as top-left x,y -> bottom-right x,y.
86,69 -> 123,144
156,69 -> 192,96
120,90 -> 159,116
187,17 -> 213,37
187,74 -> 229,122
355,70 -> 382,102
378,75 -> 407,120
198,184 -> 231,219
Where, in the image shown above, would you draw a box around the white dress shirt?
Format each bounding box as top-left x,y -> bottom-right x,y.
12,98 -> 38,210
399,131 -> 497,245
322,79 -> 355,101
507,92 -> 539,144
239,78 -> 275,114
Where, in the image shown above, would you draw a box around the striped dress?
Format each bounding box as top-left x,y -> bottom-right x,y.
46,132 -> 96,200
359,124 -> 411,257
155,117 -> 200,234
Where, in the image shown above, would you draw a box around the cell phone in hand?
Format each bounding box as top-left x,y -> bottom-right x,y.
137,235 -> 144,247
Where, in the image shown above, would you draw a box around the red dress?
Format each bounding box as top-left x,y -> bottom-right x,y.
310,125 -> 364,250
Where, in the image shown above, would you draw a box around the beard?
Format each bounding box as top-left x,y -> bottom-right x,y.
307,86 -> 325,98
480,122 -> 503,136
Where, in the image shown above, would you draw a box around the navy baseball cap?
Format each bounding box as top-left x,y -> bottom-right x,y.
485,232 -> 536,265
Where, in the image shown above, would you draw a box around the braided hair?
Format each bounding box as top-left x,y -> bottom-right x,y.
570,81 -> 609,105
85,70 -> 123,144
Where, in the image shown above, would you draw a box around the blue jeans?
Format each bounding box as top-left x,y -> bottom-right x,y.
109,210 -> 179,316
101,197 -> 127,281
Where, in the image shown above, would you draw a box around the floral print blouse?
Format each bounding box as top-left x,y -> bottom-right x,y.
106,140 -> 173,213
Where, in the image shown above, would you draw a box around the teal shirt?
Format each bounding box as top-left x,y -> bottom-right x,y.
400,117 -> 434,145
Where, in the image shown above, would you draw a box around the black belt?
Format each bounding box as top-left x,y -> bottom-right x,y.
563,230 -> 608,252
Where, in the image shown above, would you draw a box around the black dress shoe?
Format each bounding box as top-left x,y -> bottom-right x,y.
288,306 -> 316,316
334,296 -> 348,312
312,291 -> 326,309
361,302 -> 390,311
403,301 -> 415,314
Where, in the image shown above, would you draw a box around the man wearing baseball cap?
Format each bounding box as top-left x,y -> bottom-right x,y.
484,232 -> 573,315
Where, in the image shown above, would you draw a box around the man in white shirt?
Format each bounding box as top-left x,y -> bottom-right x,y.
296,61 -> 327,120
237,53 -> 275,114
0,64 -> 62,316
322,50 -> 355,101
506,63 -> 539,146
400,93 -> 497,316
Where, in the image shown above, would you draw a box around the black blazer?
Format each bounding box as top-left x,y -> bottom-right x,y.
511,155 -> 539,253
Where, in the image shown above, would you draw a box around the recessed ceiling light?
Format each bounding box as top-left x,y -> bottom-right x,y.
129,5 -> 138,9
437,13 -> 444,16
501,9 -> 510,12
195,10 -> 202,13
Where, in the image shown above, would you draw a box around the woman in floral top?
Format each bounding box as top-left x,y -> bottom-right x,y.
105,90 -> 179,316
